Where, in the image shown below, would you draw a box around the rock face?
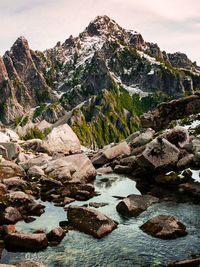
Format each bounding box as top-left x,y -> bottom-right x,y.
141,94 -> 200,131
140,214 -> 187,239
67,205 -> 117,238
0,36 -> 57,124
116,194 -> 159,217
4,232 -> 48,251
40,124 -> 81,155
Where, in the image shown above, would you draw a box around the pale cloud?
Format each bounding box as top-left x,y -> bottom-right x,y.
0,0 -> 199,64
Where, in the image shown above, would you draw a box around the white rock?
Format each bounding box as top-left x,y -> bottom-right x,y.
41,124 -> 81,155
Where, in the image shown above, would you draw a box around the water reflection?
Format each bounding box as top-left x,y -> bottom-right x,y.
1,174 -> 200,266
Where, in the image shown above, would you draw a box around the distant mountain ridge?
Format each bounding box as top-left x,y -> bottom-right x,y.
0,15 -> 200,147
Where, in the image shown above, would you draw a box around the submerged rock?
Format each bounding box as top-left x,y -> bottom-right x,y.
116,194 -> 159,217
4,232 -> 48,251
140,214 -> 187,239
67,205 -> 117,238
168,257 -> 200,266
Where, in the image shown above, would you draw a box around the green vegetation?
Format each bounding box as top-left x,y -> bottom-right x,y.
19,126 -> 51,140
69,82 -> 140,148
33,104 -> 47,119
20,116 -> 29,127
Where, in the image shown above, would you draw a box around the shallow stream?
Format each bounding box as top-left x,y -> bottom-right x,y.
1,173 -> 200,267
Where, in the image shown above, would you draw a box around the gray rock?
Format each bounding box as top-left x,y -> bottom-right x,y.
45,154 -> 96,183
40,124 -> 81,155
28,166 -> 45,177
0,145 -> 8,158
116,194 -> 159,217
67,205 -> 117,238
19,154 -> 51,171
140,137 -> 180,169
0,143 -> 21,160
92,141 -> 130,166
130,128 -> 155,148
21,139 -> 42,152
4,232 -> 48,251
140,214 -> 187,239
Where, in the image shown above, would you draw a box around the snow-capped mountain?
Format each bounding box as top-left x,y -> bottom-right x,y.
0,15 -> 200,147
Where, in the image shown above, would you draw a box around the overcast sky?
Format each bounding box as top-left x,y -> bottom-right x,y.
0,0 -> 200,64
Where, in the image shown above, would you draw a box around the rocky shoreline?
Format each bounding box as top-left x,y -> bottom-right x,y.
0,95 -> 200,266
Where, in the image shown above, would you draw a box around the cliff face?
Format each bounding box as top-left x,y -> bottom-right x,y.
0,16 -> 200,148
0,37 -> 57,124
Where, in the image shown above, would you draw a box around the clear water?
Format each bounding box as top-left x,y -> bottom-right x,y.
1,173 -> 200,267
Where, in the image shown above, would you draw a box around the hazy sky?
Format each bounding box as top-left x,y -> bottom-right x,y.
0,0 -> 200,64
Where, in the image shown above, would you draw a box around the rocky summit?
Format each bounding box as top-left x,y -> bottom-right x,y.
0,14 -> 200,267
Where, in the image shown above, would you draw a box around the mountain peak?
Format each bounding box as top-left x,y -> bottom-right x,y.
82,15 -> 123,39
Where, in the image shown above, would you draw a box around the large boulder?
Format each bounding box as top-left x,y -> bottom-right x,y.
40,124 -> 81,155
67,205 -> 117,238
116,194 -> 159,217
139,137 -> 180,170
4,232 -> 48,251
161,127 -> 189,148
92,141 -> 130,166
140,214 -> 187,239
45,154 -> 96,183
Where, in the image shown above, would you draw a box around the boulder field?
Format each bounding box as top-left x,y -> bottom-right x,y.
0,117 -> 199,265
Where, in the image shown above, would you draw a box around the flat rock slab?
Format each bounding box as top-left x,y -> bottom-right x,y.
67,205 -> 117,238
140,214 -> 187,239
5,232 -> 48,251
116,194 -> 159,217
